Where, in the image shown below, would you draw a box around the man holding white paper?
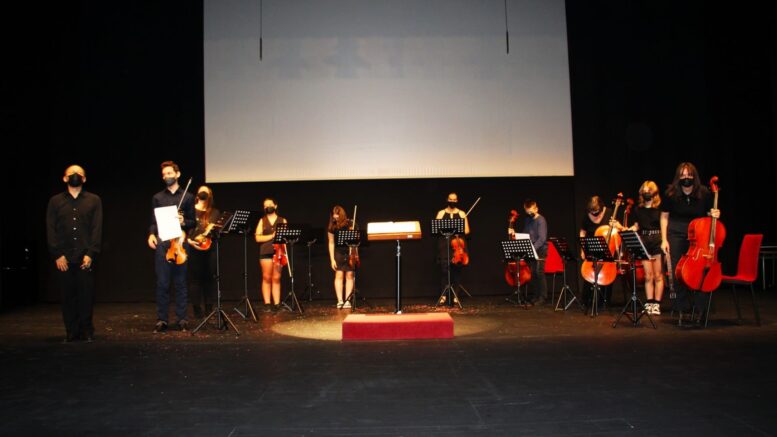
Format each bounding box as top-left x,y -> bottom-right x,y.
147,161 -> 196,332
509,199 -> 548,306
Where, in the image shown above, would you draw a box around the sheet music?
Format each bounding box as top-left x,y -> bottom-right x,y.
154,206 -> 183,242
512,233 -> 539,260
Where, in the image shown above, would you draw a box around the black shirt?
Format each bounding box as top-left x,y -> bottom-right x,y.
660,188 -> 713,233
46,190 -> 103,262
148,187 -> 196,236
632,206 -> 660,231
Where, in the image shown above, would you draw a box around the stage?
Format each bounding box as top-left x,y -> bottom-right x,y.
1,294 -> 776,435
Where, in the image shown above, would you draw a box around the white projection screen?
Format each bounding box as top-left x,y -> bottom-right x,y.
204,0 -> 573,183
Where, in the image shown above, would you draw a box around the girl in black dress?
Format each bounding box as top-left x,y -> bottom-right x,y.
327,205 -> 356,309
626,181 -> 663,315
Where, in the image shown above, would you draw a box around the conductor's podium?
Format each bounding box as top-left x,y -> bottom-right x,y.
342,313 -> 454,341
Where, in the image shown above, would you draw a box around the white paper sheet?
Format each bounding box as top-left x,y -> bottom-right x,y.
154,206 -> 183,242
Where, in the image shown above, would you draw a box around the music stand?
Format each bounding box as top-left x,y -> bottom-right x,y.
229,210 -> 260,322
192,211 -> 241,336
274,224 -> 303,314
549,237 -> 585,313
612,231 -> 657,329
502,238 -> 537,308
431,218 -> 465,309
579,236 -> 614,317
335,229 -> 368,311
300,236 -> 321,302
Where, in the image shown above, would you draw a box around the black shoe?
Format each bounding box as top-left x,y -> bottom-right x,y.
177,320 -> 189,332
272,304 -> 281,313
63,334 -> 78,344
533,298 -> 547,306
263,304 -> 273,313
84,335 -> 94,343
154,320 -> 168,333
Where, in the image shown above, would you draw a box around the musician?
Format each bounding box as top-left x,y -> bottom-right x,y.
435,193 -> 470,304
578,195 -> 623,306
626,181 -> 664,315
660,162 -> 720,318
147,161 -> 196,332
186,186 -> 220,319
327,205 -> 357,309
46,165 -> 102,342
255,198 -> 287,312
509,199 -> 547,305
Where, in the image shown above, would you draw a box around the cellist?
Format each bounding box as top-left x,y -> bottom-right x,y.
578,195 -> 624,308
255,198 -> 287,313
509,199 -> 548,306
435,193 -> 470,304
660,162 -> 720,318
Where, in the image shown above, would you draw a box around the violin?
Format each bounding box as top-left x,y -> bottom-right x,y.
189,223 -> 216,251
165,177 -> 192,265
450,197 -> 479,266
580,193 -> 623,286
504,210 -> 531,286
348,206 -> 361,269
272,243 -> 288,266
675,176 -> 725,292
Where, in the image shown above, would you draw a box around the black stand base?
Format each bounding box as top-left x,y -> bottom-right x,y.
505,284 -> 530,309
436,283 -> 462,309
612,292 -> 656,329
192,308 -> 240,335
555,284 -> 584,312
233,295 -> 257,322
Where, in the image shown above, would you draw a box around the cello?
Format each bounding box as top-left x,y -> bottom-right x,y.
621,198 -> 645,283
451,197 -> 480,266
165,177 -> 192,265
504,210 -> 532,286
675,177 -> 725,292
580,193 -> 623,286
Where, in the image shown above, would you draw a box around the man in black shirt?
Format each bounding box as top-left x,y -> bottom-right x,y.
147,161 -> 196,332
46,165 -> 103,343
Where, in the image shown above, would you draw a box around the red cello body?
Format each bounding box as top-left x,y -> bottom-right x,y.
504,210 -> 531,286
675,177 -> 725,292
580,194 -> 623,286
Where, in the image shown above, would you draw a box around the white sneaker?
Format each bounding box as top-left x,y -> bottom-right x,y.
645,303 -> 655,314
336,301 -> 344,309
652,303 -> 661,315
342,301 -> 352,309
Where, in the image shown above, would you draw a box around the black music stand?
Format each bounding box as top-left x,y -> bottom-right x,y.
229,210 -> 260,322
431,218 -> 465,309
612,231 -> 657,329
192,211 -> 241,336
335,229 -> 368,311
502,238 -> 537,308
579,236 -> 613,317
549,237 -> 585,312
300,236 -> 321,302
274,224 -> 304,314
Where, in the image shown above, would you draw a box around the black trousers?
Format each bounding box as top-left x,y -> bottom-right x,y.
188,248 -> 216,314
58,263 -> 95,338
668,228 -> 710,313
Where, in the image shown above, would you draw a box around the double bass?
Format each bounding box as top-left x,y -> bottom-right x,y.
504,210 -> 532,286
580,193 -> 623,286
675,177 -> 725,292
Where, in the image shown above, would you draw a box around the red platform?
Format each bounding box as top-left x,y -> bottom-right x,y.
342,313 -> 454,341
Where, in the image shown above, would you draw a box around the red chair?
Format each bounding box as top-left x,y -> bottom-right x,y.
710,234 -> 763,326
545,240 -> 564,303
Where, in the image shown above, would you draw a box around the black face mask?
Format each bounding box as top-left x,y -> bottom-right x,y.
447,201 -> 458,208
680,178 -> 694,188
526,212 -> 536,218
67,174 -> 83,187
197,192 -> 209,200
164,177 -> 177,187
590,210 -> 602,216
265,207 -> 276,214
641,192 -> 653,201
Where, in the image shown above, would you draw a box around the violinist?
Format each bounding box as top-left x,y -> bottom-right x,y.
509,199 -> 547,305
186,186 -> 220,319
625,181 -> 664,315
147,161 -> 196,332
660,162 -> 720,317
327,205 -> 356,309
255,198 -> 287,312
435,193 -> 470,304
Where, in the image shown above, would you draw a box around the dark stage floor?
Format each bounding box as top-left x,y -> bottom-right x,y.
1,292 -> 776,436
